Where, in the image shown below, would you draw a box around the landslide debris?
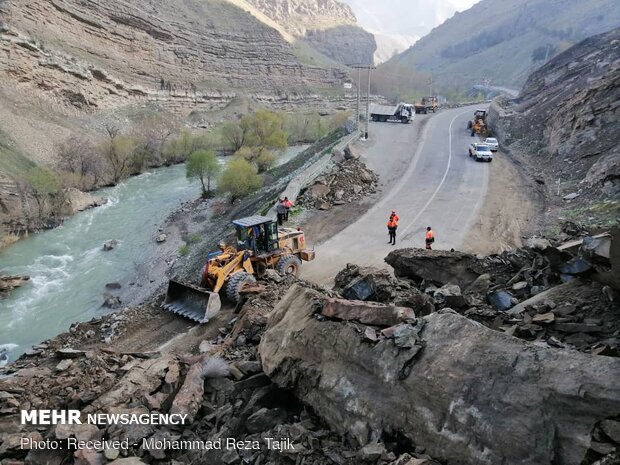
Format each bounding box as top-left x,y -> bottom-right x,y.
382,230 -> 620,356
2,230 -> 619,465
297,155 -> 379,211
0,272 -> 441,465
259,283 -> 620,465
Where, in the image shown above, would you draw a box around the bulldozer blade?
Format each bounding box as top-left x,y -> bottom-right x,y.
162,280 -> 221,323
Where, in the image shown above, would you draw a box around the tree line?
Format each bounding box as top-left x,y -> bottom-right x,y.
25,109 -> 350,220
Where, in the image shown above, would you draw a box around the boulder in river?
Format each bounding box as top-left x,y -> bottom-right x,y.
103,240 -> 118,251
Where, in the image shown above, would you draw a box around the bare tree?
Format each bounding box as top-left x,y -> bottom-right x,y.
133,114 -> 178,166
57,136 -> 103,189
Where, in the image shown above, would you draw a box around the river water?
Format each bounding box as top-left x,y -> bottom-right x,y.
0,146 -> 308,361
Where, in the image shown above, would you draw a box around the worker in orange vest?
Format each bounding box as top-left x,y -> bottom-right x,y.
425,226 -> 435,250
390,211 -> 400,222
387,216 -> 398,245
282,197 -> 294,221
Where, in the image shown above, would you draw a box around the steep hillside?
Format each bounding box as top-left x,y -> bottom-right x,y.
0,0 -> 347,113
489,28 -> 620,229
245,0 -> 376,65
376,0 -> 620,95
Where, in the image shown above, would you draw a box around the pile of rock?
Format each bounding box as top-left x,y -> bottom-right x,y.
381,229 -> 620,357
0,271 -> 443,465
297,157 -> 378,210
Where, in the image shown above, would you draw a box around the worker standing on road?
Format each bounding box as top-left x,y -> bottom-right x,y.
283,197 -> 294,221
276,199 -> 286,226
388,211 -> 399,239
425,226 -> 435,250
387,216 -> 398,245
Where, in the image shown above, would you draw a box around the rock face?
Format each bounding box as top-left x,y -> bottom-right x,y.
246,0 -> 376,65
0,274 -> 30,294
489,28 -> 620,202
0,0 -> 347,112
260,283 -> 620,465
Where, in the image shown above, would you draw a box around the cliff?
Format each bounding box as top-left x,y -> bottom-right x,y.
489,28 -> 620,226
245,0 -> 376,65
0,0 -> 348,112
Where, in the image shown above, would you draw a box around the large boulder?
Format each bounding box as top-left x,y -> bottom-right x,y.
260,284 -> 620,465
334,264 -> 403,303
385,249 -> 486,288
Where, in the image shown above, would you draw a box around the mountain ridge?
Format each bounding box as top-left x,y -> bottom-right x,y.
376,0 -> 620,96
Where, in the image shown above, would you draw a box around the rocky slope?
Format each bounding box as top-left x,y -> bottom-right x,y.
0,0 -> 346,113
376,0 -> 620,95
489,27 -> 620,229
246,0 -> 376,65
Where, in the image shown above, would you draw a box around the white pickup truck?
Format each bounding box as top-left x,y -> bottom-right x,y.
468,143 -> 493,162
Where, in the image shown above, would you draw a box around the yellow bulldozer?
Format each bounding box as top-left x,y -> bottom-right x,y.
467,109 -> 489,137
162,215 -> 315,323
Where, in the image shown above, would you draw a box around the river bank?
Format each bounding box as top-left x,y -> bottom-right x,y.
0,141 -> 321,362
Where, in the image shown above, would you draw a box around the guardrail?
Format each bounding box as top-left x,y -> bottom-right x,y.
266,130 -> 361,217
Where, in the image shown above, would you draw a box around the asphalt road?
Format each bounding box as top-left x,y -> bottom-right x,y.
304,105 -> 490,285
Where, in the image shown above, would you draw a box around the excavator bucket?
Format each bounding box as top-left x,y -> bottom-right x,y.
162,280 -> 221,323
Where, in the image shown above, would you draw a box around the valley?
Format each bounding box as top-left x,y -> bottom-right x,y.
0,2 -> 618,465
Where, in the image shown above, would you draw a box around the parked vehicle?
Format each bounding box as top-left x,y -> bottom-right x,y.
468,143 -> 493,162
484,137 -> 499,151
414,96 -> 438,114
370,103 -> 414,123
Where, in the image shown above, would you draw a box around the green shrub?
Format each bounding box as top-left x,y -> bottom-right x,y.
186,149 -> 221,197
219,157 -> 263,203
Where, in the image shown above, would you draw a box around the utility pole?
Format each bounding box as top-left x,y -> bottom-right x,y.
365,66 -> 373,140
356,67 -> 361,130
350,65 -> 375,139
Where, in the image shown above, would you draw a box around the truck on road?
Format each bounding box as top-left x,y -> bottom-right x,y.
414,96 -> 438,114
370,103 -> 414,123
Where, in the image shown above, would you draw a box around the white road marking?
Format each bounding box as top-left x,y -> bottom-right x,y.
399,109 -> 472,237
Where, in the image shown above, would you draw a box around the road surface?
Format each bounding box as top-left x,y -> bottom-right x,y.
304,105 -> 490,285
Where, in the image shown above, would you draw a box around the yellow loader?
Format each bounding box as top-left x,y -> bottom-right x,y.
162,215 -> 315,323
467,109 -> 489,137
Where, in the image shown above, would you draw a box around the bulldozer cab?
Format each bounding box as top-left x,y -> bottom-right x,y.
233,216 -> 279,255
474,109 -> 487,121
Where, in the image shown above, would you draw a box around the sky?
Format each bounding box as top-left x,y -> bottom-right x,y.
340,0 -> 481,62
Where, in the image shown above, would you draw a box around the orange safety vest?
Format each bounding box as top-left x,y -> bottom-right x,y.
425,230 -> 434,240
390,214 -> 400,223
387,219 -> 398,229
